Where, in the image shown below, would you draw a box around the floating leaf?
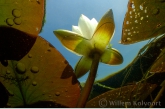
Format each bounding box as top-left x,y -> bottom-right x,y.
0,0 -> 45,35
0,26 -> 36,60
121,0 -> 165,44
0,36 -> 80,107
86,83 -> 157,108
150,47 -> 165,73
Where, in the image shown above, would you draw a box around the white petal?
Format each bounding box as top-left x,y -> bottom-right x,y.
72,25 -> 82,35
78,14 -> 93,39
90,18 -> 98,35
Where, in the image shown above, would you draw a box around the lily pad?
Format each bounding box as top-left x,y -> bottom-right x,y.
121,0 -> 165,44
86,83 -> 157,108
0,36 -> 80,107
0,0 -> 45,35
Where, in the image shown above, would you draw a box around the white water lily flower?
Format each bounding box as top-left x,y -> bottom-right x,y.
54,9 -> 123,78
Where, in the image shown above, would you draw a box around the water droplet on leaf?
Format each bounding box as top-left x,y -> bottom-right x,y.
135,20 -> 138,23
12,9 -> 21,18
6,18 -> 14,26
28,54 -> 32,58
55,92 -> 60,96
32,81 -> 37,86
144,9 -> 147,13
31,66 -> 39,73
140,5 -> 143,10
127,38 -> 131,41
13,18 -> 22,25
47,48 -> 51,51
16,62 -> 26,74
128,32 -> 131,35
126,21 -> 129,24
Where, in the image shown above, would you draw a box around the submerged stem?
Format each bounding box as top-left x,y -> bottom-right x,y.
76,53 -> 100,108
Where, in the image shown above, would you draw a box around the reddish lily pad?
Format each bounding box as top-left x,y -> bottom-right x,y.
0,0 -> 45,35
0,36 -> 80,107
121,0 -> 165,44
150,47 -> 165,73
86,83 -> 157,108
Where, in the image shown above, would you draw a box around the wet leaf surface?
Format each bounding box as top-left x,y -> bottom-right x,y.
121,0 -> 165,44
86,83 -> 157,108
0,0 -> 45,35
0,36 -> 80,108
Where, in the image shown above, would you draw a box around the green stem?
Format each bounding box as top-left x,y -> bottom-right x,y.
76,53 -> 100,108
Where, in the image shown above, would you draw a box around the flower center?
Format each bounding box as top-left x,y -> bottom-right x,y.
88,48 -> 102,59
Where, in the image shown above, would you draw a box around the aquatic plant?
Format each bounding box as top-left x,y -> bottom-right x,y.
86,0 -> 165,108
0,0 -> 80,108
86,35 -> 165,107
54,9 -> 123,107
0,37 -> 80,107
0,0 -> 165,108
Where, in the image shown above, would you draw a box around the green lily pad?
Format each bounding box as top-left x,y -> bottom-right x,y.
0,36 -> 80,107
86,83 -> 157,108
0,0 -> 45,35
121,0 -> 165,44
